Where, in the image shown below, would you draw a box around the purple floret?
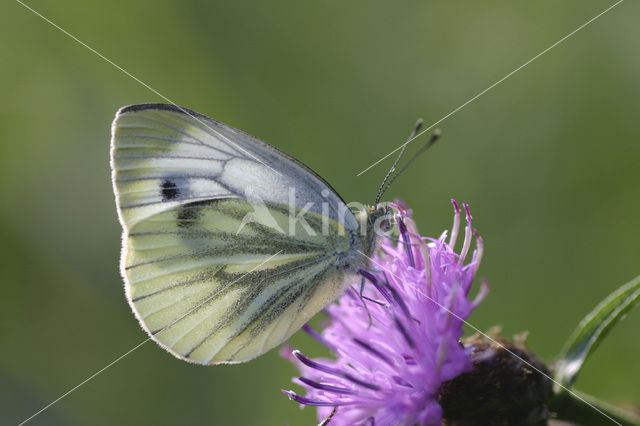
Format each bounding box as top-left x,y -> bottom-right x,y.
282,200 -> 487,426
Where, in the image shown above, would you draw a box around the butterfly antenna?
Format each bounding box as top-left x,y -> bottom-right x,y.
377,128 -> 441,202
375,119 -> 424,205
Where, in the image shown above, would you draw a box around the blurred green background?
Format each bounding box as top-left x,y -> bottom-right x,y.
1,1 -> 638,424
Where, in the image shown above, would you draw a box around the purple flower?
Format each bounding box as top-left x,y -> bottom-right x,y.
282,200 -> 488,426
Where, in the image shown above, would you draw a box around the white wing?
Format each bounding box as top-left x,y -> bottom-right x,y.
110,104 -> 361,364
111,103 -> 357,231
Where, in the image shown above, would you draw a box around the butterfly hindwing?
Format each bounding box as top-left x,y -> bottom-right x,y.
111,104 -> 359,364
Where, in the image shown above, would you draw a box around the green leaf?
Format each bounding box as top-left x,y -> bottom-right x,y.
550,388 -> 640,426
553,274 -> 640,391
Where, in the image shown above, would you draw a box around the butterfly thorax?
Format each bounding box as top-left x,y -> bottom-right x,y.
349,203 -> 391,268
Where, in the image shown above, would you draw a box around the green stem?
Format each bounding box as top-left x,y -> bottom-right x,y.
550,389 -> 640,426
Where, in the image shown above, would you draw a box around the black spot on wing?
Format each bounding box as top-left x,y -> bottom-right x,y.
177,200 -> 206,228
160,180 -> 180,201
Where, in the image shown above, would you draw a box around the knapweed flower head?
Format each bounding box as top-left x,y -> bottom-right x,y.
282,200 -> 488,426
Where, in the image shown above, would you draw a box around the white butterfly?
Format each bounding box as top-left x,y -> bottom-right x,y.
111,104 -> 432,364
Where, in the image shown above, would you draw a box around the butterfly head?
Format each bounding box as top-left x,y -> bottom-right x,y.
352,203 -> 393,257
371,203 -> 392,234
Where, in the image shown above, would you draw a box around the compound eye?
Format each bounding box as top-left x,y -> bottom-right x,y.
379,217 -> 392,233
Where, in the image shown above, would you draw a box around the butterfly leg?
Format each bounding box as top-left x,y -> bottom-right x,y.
351,281 -> 374,329
319,406 -> 337,426
357,275 -> 386,306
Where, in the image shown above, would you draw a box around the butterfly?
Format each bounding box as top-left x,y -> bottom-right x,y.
110,103 -> 436,364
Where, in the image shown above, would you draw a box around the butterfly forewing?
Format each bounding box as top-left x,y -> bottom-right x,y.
111,104 -> 359,364
111,104 -> 357,230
